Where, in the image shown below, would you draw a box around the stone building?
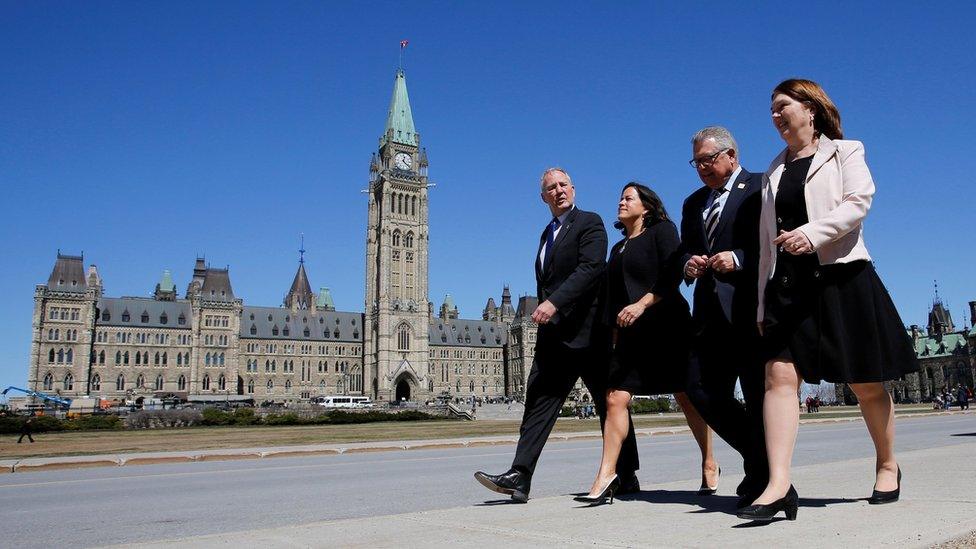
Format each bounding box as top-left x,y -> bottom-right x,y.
836,297 -> 976,404
28,69 -> 538,405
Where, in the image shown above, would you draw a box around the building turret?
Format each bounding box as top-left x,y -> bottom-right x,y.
187,257 -> 206,296
483,297 -> 498,321
499,285 -> 516,323
154,269 -> 177,301
316,287 -> 335,311
439,294 -> 458,320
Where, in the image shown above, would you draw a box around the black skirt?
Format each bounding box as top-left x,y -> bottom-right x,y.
607,298 -> 692,395
762,259 -> 919,384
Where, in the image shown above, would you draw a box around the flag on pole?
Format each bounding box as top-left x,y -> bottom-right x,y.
400,39 -> 409,49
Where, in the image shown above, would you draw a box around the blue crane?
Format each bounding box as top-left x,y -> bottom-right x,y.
2,386 -> 73,408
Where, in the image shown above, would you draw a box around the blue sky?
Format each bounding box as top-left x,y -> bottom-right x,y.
1,1 -> 973,390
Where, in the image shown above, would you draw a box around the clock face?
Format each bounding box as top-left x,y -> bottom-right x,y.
394,152 -> 413,170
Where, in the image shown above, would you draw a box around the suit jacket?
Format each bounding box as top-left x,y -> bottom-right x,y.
757,138 -> 875,322
680,168 -> 762,329
535,207 -> 608,349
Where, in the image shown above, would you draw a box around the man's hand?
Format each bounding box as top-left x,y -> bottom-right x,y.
684,255 -> 709,279
617,302 -> 647,327
531,300 -> 558,324
773,229 -> 814,255
707,251 -> 736,274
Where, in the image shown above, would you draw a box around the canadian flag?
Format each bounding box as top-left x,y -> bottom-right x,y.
400,39 -> 409,49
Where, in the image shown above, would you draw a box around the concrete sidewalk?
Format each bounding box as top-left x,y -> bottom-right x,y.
114,440 -> 976,548
0,408 -> 963,474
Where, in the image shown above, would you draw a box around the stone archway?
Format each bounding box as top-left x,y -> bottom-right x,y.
396,379 -> 411,402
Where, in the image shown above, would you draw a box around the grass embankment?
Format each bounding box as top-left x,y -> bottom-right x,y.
0,405 -> 939,460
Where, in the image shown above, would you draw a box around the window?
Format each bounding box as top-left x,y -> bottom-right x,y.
98,350 -> 105,364
154,352 -> 160,366
178,375 -> 186,391
392,230 -> 401,246
219,353 -> 225,366
282,326 -> 290,337
160,313 -> 168,324
266,379 -> 274,394
250,324 -> 257,335
124,351 -> 129,365
285,379 -> 292,394
272,325 -> 279,336
63,373 -> 74,391
247,379 -> 254,394
141,311 -> 149,323
405,231 -> 414,248
202,375 -> 211,391
178,314 -> 186,326
101,310 -> 110,321
136,374 -> 145,389
48,349 -> 55,363
43,373 -> 54,391
154,375 -> 164,391
91,374 -> 101,391
162,352 -> 167,366
66,349 -> 73,363
122,310 -> 130,322
218,374 -> 226,391
397,323 -> 411,351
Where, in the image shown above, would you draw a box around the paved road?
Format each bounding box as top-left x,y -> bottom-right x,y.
1,414 -> 973,547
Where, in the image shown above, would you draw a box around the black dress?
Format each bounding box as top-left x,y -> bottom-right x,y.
605,220 -> 692,394
762,155 -> 918,383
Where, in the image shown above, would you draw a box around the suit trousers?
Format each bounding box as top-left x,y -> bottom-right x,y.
513,341 -> 639,476
686,297 -> 768,485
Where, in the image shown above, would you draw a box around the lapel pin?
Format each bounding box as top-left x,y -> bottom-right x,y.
737,183 -> 746,189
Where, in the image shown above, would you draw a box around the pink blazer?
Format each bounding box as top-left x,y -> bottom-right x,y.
757,137 -> 875,322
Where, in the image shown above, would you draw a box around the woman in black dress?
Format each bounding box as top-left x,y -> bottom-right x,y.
738,79 -> 919,521
576,182 -> 715,503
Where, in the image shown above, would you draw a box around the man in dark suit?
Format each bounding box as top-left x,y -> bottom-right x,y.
680,127 -> 767,508
475,167 -> 639,502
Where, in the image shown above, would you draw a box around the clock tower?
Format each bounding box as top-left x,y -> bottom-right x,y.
363,70 -> 432,402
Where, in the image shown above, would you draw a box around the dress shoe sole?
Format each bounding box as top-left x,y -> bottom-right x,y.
473,473 -> 528,503
867,496 -> 899,505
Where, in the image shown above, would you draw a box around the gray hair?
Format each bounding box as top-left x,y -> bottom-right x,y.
540,167 -> 572,188
691,126 -> 739,156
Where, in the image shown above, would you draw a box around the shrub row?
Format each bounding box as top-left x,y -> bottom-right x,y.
0,414 -> 123,434
631,397 -> 672,414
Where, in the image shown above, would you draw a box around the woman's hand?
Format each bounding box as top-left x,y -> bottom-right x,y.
773,229 -> 814,255
617,302 -> 647,327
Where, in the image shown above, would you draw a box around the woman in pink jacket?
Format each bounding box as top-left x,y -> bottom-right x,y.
738,79 -> 918,522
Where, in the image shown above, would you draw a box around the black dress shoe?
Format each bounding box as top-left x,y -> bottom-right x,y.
474,468 -> 531,503
867,466 -> 901,505
617,471 -> 640,495
736,485 -> 798,521
573,474 -> 620,505
736,490 -> 763,510
697,467 -> 720,496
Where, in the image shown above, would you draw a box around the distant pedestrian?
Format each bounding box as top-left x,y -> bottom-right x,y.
18,417 -> 35,444
957,386 -> 969,411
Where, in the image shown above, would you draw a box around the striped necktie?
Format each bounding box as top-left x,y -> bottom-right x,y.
704,188 -> 727,251
543,217 -> 560,262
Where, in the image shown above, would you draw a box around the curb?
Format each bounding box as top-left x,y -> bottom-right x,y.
2,409 -> 968,474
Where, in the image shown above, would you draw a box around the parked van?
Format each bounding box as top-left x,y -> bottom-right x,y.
311,396 -> 373,409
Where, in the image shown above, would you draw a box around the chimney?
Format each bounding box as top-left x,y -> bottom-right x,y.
969,301 -> 976,329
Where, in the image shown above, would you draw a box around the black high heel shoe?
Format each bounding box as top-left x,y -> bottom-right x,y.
574,474 -> 620,505
868,466 -> 901,505
697,467 -> 721,496
736,485 -> 798,522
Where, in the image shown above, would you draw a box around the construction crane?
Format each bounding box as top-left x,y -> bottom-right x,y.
2,386 -> 73,408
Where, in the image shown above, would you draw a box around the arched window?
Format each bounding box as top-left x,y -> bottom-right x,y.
154,352 -> 160,365
155,375 -> 164,390
124,351 -> 130,365
271,360 -> 276,372
398,193 -> 404,213
98,350 -> 105,364
141,311 -> 149,323
250,324 -> 257,335
162,352 -> 167,365
405,231 -> 414,248
272,325 -> 279,336
43,372 -> 54,391
63,373 -> 74,391
135,352 -> 142,365
91,374 -> 101,391
205,353 -> 211,366
266,379 -> 274,394
285,379 -> 292,394
247,379 -> 254,394
456,380 -> 461,392
218,374 -> 226,391
483,381 -> 487,393
469,380 -> 475,392
411,196 -> 417,216
392,229 -> 401,247
177,353 -> 183,366
116,374 -> 125,391
183,352 -> 190,366
115,351 -> 121,365
136,374 -> 145,389
397,323 -> 411,351
319,379 -> 326,391
66,349 -> 73,363
178,375 -> 186,391
57,349 -> 64,363
219,353 -> 225,366
48,349 -> 55,363
202,375 -> 211,391
122,310 -> 130,322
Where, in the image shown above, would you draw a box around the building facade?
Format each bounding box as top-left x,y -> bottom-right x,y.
28,70 -> 538,404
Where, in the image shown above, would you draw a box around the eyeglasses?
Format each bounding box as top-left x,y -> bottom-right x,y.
688,149 -> 730,169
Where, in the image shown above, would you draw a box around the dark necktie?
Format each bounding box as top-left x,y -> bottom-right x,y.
704,188 -> 727,251
543,217 -> 561,263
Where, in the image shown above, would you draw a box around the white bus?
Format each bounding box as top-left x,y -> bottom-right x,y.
312,395 -> 373,409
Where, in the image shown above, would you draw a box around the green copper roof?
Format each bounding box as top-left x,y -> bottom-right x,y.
158,270 -> 176,292
316,287 -> 334,309
381,70 -> 418,146
443,294 -> 455,309
915,332 -> 968,358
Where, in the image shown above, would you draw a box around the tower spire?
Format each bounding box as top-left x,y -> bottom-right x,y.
299,233 -> 306,265
381,69 -> 418,147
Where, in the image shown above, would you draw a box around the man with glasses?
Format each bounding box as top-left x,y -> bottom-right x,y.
680,126 -> 767,508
